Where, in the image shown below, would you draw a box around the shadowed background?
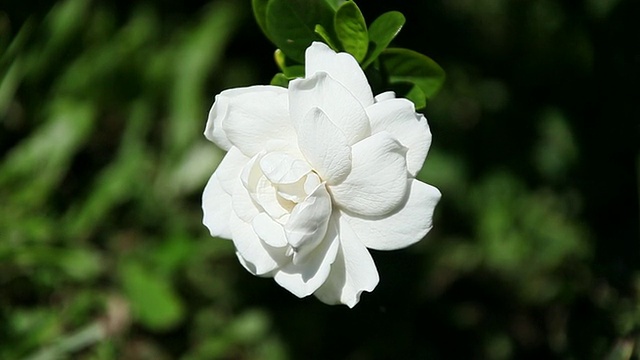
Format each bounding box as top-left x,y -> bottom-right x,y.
1,0 -> 638,359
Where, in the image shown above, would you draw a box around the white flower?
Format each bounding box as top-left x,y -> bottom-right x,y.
202,42 -> 441,307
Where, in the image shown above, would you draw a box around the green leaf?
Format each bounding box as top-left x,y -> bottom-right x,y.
252,0 -> 271,42
396,81 -> 427,109
265,0 -> 336,62
283,65 -> 305,78
334,1 -> 368,62
314,24 -> 340,51
323,0 -> 347,10
379,47 -> 445,106
274,49 -> 305,78
362,11 -> 405,68
120,262 -> 184,330
271,73 -> 290,87
274,48 -> 287,70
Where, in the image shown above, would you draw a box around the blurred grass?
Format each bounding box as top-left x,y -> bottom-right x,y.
1,0 -> 638,359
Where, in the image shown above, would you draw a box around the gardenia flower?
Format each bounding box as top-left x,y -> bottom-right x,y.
203,42 -> 441,307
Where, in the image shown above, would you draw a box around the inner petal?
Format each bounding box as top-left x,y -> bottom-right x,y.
240,152 -> 265,193
252,212 -> 288,248
260,151 -> 312,184
284,182 -> 333,264
304,172 -> 321,194
277,181 -> 306,204
277,172 -> 322,208
255,175 -> 289,221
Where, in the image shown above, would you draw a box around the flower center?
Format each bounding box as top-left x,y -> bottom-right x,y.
241,151 -> 332,262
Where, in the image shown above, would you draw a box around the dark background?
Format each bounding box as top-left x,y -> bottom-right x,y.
1,0 -> 638,359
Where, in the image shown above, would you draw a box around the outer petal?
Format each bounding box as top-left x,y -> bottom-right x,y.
305,42 -> 374,107
374,91 -> 396,102
274,220 -> 339,297
216,147 -> 250,195
298,107 -> 351,184
220,86 -> 296,156
314,214 -> 379,307
229,212 -> 286,276
330,131 -> 409,217
289,72 -> 370,145
204,88 -> 241,151
202,172 -> 233,239
366,98 -> 432,176
342,179 -> 441,251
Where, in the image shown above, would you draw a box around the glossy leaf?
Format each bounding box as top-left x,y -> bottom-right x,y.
379,47 -> 445,105
334,1 -> 368,62
274,49 -> 305,78
252,0 -> 271,42
265,0 -> 336,63
271,73 -> 290,87
314,24 -> 341,51
392,81 -> 427,109
362,11 -> 405,68
323,0 -> 347,10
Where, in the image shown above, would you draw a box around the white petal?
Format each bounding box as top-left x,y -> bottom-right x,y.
297,108 -> 351,184
216,147 -> 250,195
330,131 -> 409,217
303,172 -> 321,194
374,91 -> 396,102
202,172 -> 233,239
239,153 -> 289,221
204,89 -> 238,151
276,172 -> 321,205
343,180 -> 441,251
284,183 -> 332,264
229,211 -> 286,276
366,98 -> 432,176
289,72 -> 370,145
305,42 -> 374,107
231,177 -> 260,223
255,176 -> 289,220
240,152 -> 264,194
252,212 -> 288,248
314,214 -> 379,307
220,86 -> 296,156
259,151 -> 312,185
277,180 -> 307,204
274,219 -> 339,297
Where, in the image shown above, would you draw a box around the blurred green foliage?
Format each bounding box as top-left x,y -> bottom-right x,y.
258,0 -> 445,108
0,0 -> 638,359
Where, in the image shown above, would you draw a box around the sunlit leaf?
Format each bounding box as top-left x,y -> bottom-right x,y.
314,24 -> 341,51
379,47 -> 445,107
334,0 -> 368,62
274,49 -> 305,78
271,73 -> 290,87
362,11 -> 405,68
323,0 -> 347,11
